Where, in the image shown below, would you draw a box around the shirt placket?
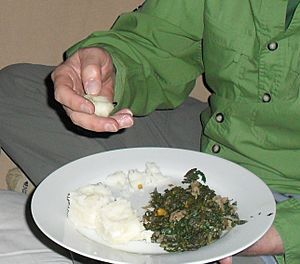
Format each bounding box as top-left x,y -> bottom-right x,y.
207,0 -> 288,156
254,1 -> 286,106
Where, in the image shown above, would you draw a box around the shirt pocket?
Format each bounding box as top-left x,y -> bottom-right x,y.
202,16 -> 256,89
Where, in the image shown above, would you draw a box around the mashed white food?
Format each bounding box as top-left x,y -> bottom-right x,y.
84,94 -> 114,117
67,162 -> 168,245
106,162 -> 167,192
68,183 -> 113,229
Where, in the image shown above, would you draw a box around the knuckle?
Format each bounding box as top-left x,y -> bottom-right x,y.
53,89 -> 62,103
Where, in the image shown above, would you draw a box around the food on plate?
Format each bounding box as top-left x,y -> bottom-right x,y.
84,94 -> 114,117
67,183 -> 152,245
67,163 -> 245,252
104,162 -> 168,192
67,183 -> 114,229
142,168 -> 246,252
67,162 -> 167,245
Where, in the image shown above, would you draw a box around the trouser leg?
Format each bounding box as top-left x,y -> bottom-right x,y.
0,63 -> 206,185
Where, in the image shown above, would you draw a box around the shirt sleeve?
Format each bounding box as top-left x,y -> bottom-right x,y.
274,198 -> 300,264
66,0 -> 204,115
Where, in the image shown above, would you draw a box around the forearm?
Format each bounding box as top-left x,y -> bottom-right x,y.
66,0 -> 205,115
239,226 -> 284,256
236,198 -> 300,264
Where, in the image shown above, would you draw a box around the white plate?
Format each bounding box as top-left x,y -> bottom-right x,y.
31,147 -> 276,264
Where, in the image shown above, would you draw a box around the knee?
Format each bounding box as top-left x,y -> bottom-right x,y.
0,64 -> 33,91
0,63 -> 55,87
0,64 -> 37,101
0,63 -> 30,77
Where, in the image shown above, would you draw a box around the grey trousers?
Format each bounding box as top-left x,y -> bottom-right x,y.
0,64 -> 275,263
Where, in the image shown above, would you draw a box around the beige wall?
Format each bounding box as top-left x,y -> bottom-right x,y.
0,0 -> 144,67
0,0 -> 209,101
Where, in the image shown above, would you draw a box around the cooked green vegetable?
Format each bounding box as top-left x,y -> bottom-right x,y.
142,168 -> 246,252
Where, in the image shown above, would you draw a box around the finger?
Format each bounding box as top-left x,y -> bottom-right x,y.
68,111 -> 120,132
54,75 -> 94,114
52,63 -> 96,114
114,108 -> 133,116
51,63 -> 80,91
79,48 -> 114,95
111,111 -> 134,129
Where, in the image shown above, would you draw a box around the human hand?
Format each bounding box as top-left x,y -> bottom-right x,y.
218,225 -> 284,264
218,256 -> 232,264
51,47 -> 134,132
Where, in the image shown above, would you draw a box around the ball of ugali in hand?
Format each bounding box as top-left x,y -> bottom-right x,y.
84,95 -> 114,117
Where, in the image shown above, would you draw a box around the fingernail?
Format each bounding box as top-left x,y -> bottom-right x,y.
119,115 -> 134,128
104,123 -> 118,132
120,109 -> 133,116
85,80 -> 101,95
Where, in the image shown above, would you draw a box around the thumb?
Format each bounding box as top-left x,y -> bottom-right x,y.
83,67 -> 102,95
79,48 -> 112,95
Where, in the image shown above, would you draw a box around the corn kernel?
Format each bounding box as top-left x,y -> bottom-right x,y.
156,208 -> 167,216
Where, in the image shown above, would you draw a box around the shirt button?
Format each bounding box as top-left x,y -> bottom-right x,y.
212,144 -> 221,153
215,113 -> 224,123
262,93 -> 272,103
267,42 -> 278,51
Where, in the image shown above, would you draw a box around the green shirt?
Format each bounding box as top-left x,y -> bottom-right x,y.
66,1 -> 300,263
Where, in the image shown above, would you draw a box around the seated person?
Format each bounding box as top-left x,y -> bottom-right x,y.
0,1 -> 300,263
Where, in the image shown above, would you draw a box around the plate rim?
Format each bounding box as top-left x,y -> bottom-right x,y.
31,147 -> 276,264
